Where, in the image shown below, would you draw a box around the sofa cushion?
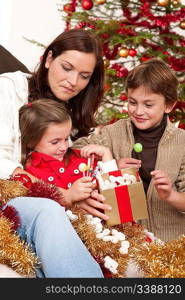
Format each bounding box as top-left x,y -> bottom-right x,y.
0,45 -> 30,74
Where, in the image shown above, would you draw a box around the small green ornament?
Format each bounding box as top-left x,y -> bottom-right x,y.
133,143 -> 143,153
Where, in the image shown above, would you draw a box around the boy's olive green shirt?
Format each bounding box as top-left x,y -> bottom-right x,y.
73,118 -> 185,242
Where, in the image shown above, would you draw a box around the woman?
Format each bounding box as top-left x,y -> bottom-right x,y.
0,29 -> 110,277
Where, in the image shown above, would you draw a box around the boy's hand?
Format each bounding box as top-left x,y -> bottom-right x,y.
81,144 -> 113,162
117,157 -> 141,169
151,170 -> 173,202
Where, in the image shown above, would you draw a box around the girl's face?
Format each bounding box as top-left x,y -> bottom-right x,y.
45,50 -> 96,101
127,85 -> 174,130
34,120 -> 72,161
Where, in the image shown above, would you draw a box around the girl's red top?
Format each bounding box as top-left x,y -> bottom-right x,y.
25,149 -> 97,189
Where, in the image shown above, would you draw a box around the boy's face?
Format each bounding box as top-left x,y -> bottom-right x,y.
127,85 -> 174,130
34,120 -> 72,161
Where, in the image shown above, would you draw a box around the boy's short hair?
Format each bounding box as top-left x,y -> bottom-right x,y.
126,58 -> 178,105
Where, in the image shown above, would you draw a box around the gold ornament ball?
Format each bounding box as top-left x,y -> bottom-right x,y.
157,0 -> 169,6
180,20 -> 185,29
172,0 -> 181,5
95,0 -> 106,4
119,48 -> 129,58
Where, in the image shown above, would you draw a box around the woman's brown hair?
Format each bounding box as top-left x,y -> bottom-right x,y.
28,29 -> 104,140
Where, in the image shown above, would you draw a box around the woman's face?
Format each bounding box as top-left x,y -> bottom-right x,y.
45,50 -> 96,101
127,85 -> 174,130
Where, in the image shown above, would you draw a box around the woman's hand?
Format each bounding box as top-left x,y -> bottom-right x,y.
117,157 -> 141,170
81,144 -> 113,162
78,189 -> 112,221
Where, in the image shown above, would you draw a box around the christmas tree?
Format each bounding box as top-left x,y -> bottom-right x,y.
60,0 -> 185,127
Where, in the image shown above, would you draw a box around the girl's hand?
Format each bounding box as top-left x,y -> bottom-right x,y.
117,157 -> 141,170
78,189 -> 112,221
65,177 -> 94,204
81,144 -> 113,162
151,170 -> 173,202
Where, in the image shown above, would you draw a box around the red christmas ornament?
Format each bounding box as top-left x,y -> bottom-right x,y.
169,56 -> 185,71
128,48 -> 137,57
63,3 -> 75,12
111,63 -> 129,78
116,67 -> 129,78
81,0 -> 94,10
10,174 -> 33,189
120,94 -> 127,101
103,42 -> 120,60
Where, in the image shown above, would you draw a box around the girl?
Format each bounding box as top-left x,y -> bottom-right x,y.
19,99 -> 116,206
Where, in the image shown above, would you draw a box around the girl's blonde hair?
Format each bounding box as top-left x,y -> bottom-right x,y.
19,98 -> 71,166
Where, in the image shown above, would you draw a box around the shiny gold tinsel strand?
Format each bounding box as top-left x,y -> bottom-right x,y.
72,206 -> 185,277
72,205 -> 147,277
0,216 -> 39,276
1,179 -> 185,278
0,180 -> 28,205
130,235 -> 185,277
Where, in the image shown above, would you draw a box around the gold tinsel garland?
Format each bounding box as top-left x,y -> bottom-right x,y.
0,179 -> 185,278
0,179 -> 38,276
71,205 -> 185,278
0,215 -> 38,277
71,205 -> 147,277
130,235 -> 185,278
0,179 -> 28,206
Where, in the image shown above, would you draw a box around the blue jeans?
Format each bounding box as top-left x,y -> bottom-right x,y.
7,197 -> 103,278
